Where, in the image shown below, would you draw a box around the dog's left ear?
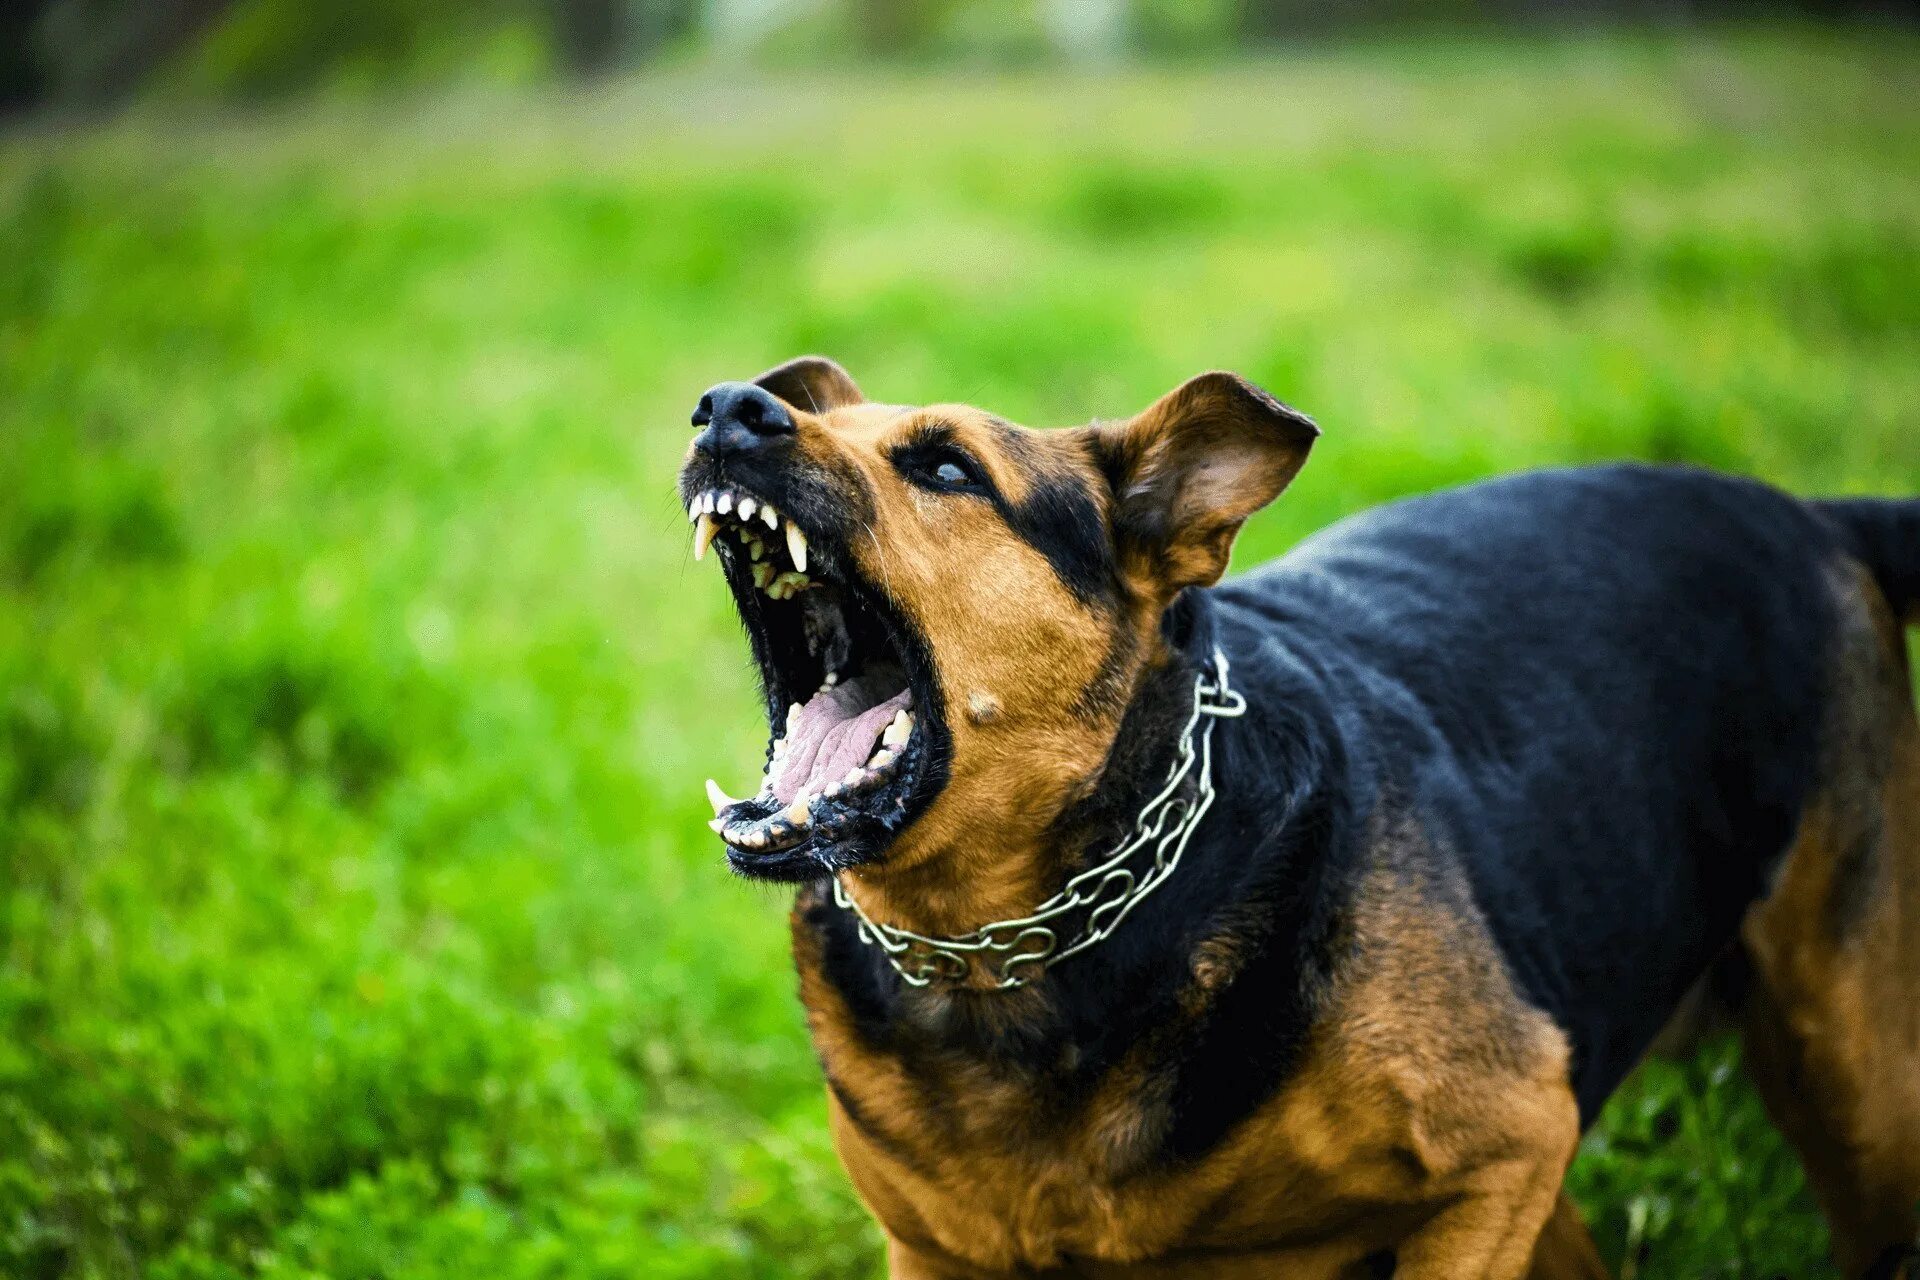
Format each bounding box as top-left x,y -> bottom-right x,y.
753,356 -> 864,414
1087,371 -> 1317,599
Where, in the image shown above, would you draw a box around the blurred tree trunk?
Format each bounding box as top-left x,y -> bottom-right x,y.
854,0 -> 941,56
32,0 -> 236,107
548,0 -> 699,77
550,0 -> 624,75
0,0 -> 59,113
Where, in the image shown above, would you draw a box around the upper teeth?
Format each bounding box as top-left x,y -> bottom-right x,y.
686,486 -> 814,599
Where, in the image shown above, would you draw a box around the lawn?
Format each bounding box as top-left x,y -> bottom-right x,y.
3,26 -> 1918,1279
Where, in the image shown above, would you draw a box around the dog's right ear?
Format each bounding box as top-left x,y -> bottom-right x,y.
1084,371 -> 1317,603
753,356 -> 863,414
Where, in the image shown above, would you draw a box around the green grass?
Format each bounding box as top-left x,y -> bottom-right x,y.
3,27 -> 1918,1279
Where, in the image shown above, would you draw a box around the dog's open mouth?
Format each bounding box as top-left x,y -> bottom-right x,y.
685,483 -> 944,880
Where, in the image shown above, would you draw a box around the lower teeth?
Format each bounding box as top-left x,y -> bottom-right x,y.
714,729 -> 911,850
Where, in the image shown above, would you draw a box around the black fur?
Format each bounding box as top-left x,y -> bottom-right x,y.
807,463 -> 1913,1165
1819,497 -> 1920,622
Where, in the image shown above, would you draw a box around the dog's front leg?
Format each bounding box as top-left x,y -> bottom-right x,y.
884,1235 -> 1009,1280
1390,1154 -> 1574,1280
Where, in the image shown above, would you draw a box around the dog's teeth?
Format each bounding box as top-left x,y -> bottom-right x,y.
823,671 -> 839,687
882,710 -> 912,748
747,538 -> 764,561
708,816 -> 726,833
787,791 -> 813,826
693,514 -> 717,561
772,735 -> 788,759
823,781 -> 844,799
738,496 -> 757,521
705,778 -> 739,813
870,748 -> 896,771
787,703 -> 804,734
843,766 -> 865,788
785,522 -> 808,573
762,504 -> 779,530
739,827 -> 767,849
717,492 -> 733,516
694,491 -> 710,516
751,562 -> 774,589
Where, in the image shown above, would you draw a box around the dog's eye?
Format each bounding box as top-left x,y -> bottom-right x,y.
901,449 -> 987,495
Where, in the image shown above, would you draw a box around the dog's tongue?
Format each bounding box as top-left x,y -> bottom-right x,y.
771,676 -> 911,805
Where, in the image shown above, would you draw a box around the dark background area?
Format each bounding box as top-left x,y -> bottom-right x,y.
3,0 -> 1917,114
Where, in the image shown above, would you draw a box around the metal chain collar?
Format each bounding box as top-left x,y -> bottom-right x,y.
832,648 -> 1246,990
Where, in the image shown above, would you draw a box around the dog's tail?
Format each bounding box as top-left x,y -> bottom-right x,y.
1817,497 -> 1920,626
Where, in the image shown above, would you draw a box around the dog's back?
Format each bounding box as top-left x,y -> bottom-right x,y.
1217,464 -> 1920,1276
1224,464 -> 1913,1113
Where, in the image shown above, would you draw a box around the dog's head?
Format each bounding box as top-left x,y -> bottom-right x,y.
678,357 -> 1316,882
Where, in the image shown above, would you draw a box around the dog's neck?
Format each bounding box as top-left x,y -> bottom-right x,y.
827,621 -> 1216,980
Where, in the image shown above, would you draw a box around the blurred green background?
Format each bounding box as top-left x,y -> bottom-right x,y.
4,3 -> 1920,1278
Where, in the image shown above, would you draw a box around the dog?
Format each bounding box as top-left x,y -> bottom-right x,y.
677,356 -> 1920,1279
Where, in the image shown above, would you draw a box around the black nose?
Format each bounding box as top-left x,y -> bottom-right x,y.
690,382 -> 796,457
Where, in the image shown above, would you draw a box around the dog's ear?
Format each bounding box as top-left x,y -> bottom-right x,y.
753,356 -> 863,414
1088,372 -> 1317,599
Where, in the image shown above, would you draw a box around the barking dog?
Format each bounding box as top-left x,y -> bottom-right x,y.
678,357 -> 1920,1279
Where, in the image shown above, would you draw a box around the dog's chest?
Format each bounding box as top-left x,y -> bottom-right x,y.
794,852 -> 1578,1274
820,1040 -> 1471,1273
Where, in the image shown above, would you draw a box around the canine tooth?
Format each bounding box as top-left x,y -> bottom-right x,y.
762,505 -> 779,530
693,514 -> 717,561
882,710 -> 912,748
785,522 -> 808,572
717,492 -> 733,516
705,778 -> 739,813
738,497 -> 757,521
787,791 -> 813,825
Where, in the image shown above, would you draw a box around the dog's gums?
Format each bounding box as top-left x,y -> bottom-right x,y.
685,482 -> 931,874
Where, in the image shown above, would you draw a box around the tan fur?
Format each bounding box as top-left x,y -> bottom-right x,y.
801,827 -> 1581,1278
772,373 -> 1310,951
1525,1194 -> 1612,1280
1738,564 -> 1920,1278
787,401 -> 1134,941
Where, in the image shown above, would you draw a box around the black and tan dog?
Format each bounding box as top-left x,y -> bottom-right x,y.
677,357 -> 1920,1279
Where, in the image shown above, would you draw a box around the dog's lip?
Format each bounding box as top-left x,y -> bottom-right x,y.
683,474 -> 946,875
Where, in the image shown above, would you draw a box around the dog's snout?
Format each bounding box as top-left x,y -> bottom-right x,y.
691,382 -> 796,457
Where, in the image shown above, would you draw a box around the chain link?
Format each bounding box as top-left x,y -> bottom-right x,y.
832,648 -> 1246,990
